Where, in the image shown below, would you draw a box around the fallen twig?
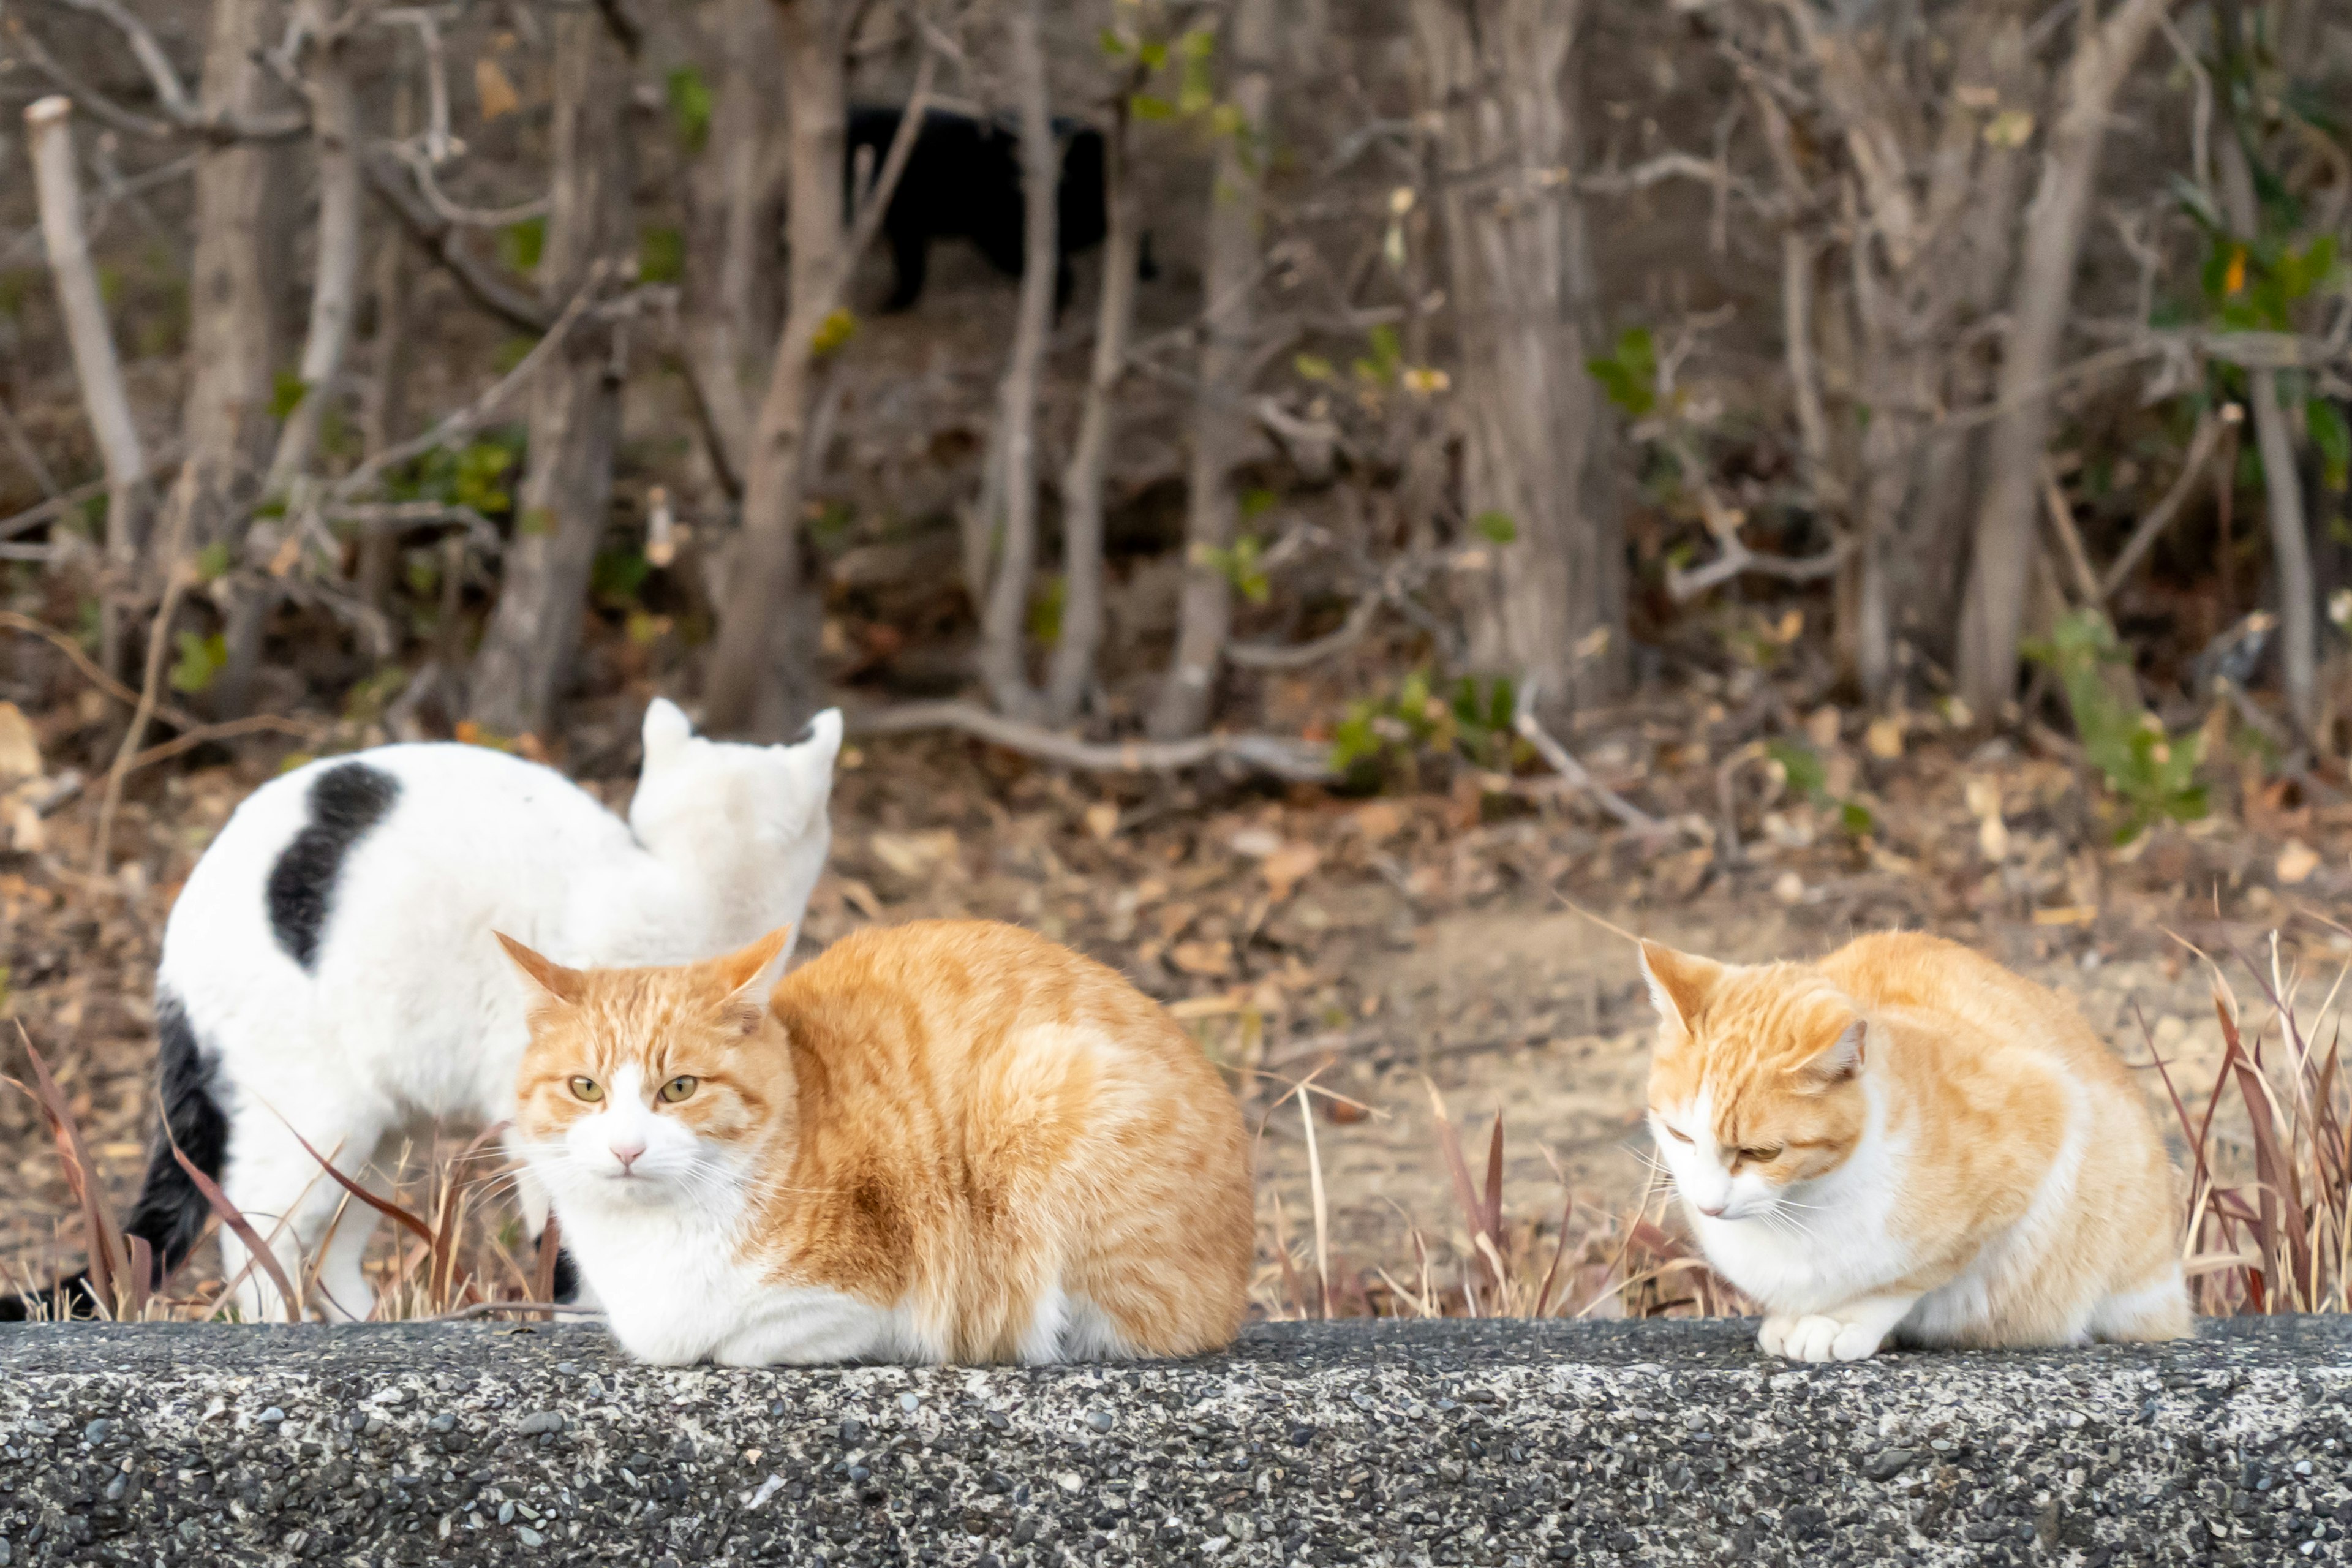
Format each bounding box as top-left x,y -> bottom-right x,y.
90,560 -> 193,876
1512,679 -> 1671,839
2099,405 -> 2237,601
424,1299 -> 604,1322
850,700 -> 1335,782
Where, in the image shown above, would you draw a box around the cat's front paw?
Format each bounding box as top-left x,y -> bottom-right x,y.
1773,1314 -> 1888,1362
1778,1316 -> 1853,1363
1828,1319 -> 1889,1361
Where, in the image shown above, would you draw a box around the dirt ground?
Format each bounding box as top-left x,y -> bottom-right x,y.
5,691 -> 2337,1314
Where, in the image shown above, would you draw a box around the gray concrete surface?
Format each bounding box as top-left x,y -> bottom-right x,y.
1,1317 -> 2347,1566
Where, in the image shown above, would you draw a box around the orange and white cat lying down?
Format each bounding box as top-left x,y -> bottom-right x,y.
498,919 -> 1254,1366
1640,930 -> 2189,1362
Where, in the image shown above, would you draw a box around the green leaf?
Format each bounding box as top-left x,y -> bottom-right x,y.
193,541 -> 233,584
1839,801 -> 1876,837
1294,353 -> 1334,382
1474,510 -> 1518,546
1585,326 -> 1657,417
1028,573 -> 1066,647
500,216 -> 546,276
2311,397 -> 2351,491
590,549 -> 652,606
168,631 -> 227,696
666,65 -> 714,154
1130,93 -> 1175,122
810,307 -> 859,358
638,225 -> 685,285
270,369 -> 309,422
1241,488 -> 1279,521
1765,738 -> 1827,799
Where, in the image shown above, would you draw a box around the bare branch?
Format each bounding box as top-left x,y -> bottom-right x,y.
91,559 -> 194,876
851,701 -> 1336,783
2100,405 -> 2237,601
1667,529 -> 1848,603
50,0 -> 199,120
2037,461 -> 2103,607
1511,679 -> 1670,839
380,140 -> 551,228
19,2 -> 308,142
318,266 -> 611,511
362,149 -> 556,333
1227,592 -> 1384,669
24,97 -> 149,598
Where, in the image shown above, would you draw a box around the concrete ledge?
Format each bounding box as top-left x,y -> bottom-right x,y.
2,1318 -> 2348,1567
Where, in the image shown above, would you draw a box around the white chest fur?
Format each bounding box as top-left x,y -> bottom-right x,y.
559,1199 -> 927,1366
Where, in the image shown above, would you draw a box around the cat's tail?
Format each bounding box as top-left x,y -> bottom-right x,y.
2,992 -> 229,1322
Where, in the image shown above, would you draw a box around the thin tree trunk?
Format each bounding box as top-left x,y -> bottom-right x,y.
465,5 -> 635,738
1957,0 -> 2176,717
1415,0 -> 1621,721
1151,0 -> 1277,741
1046,95 -> 1139,726
719,0 -> 787,374
2214,18 -> 2316,734
702,0 -> 849,737
24,96 -> 149,673
976,0 -> 1060,720
215,0 -> 365,713
262,6 -> 361,500
679,0 -> 784,494
356,72 -> 418,613
160,0 -> 293,573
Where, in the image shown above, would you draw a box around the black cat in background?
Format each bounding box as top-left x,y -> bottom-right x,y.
846,105 -> 1148,314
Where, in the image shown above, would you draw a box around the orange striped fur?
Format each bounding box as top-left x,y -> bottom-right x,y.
505,919 -> 1253,1365
1642,930 -> 2190,1359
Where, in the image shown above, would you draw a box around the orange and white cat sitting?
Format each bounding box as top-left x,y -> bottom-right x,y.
1640,930 -> 2188,1362
499,919 -> 1254,1366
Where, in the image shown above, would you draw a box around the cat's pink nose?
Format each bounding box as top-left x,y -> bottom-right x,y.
609,1140 -> 647,1173
1697,1199 -> 1727,1218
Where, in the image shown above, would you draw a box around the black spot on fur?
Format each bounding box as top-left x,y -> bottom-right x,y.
549,1245 -> 581,1305
847,105 -> 1114,314
267,761 -> 400,970
2,990 -> 228,1321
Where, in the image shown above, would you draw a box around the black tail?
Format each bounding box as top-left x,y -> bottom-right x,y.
2,992 -> 229,1322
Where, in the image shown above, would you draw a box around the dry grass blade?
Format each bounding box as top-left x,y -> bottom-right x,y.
281,1117 -> 437,1251
428,1122 -> 510,1310
161,1119 -> 302,1321
1294,1084 -> 1332,1320
7,1025 -> 132,1316
1422,1078 -> 1498,1309
530,1212 -> 562,1317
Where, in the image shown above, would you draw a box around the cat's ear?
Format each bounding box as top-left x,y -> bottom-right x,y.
1798,1017 -> 1867,1087
1638,940 -> 1722,1038
641,698 -> 695,769
708,925 -> 794,1033
787,708 -> 844,769
496,932 -> 586,1009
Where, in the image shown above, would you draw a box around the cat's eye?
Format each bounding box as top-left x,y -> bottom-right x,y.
659,1075 -> 699,1104
1736,1145 -> 1783,1165
570,1076 -> 604,1102
1658,1121 -> 1693,1144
